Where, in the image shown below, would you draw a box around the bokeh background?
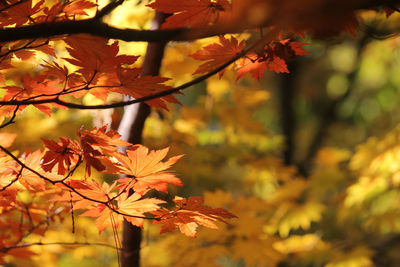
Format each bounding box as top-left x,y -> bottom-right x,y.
6,1 -> 400,266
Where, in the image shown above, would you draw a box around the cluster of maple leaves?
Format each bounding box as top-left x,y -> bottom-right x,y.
0,0 -> 397,263
0,125 -> 236,260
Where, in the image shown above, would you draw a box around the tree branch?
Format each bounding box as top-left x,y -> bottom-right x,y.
2,241 -> 122,252
0,35 -> 271,110
0,0 -> 397,44
0,19 -> 240,43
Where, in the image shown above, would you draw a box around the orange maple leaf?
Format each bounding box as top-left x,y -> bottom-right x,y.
152,196 -> 236,237
69,181 -> 164,232
75,180 -> 116,204
114,68 -> 179,110
2,74 -> 64,115
109,145 -> 183,194
81,204 -> 121,233
147,0 -> 231,29
118,192 -> 165,227
0,154 -> 19,190
190,35 -> 244,77
63,35 -> 138,88
54,180 -> 118,232
0,133 -> 16,148
20,150 -> 62,190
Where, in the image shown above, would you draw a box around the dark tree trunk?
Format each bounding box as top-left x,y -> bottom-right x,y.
117,12 -> 168,267
279,62 -> 297,167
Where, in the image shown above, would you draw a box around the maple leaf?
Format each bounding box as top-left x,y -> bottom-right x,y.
81,204 -> 122,233
190,35 -> 245,77
235,54 -> 268,80
41,137 -> 81,175
7,247 -> 36,259
76,180 -> 116,204
64,35 -> 138,85
42,61 -> 85,95
62,35 -> 176,104
0,155 -> 19,191
118,192 -> 165,227
109,145 -> 183,194
147,0 -> 231,29
54,180 -> 119,232
55,180 -> 164,232
236,39 -> 308,80
78,125 -> 130,154
78,126 -> 131,176
19,150 -> 49,190
114,68 -> 179,110
1,0 -> 44,27
63,0 -> 97,16
153,196 -> 236,237
0,133 -> 16,148
3,75 -> 60,98
1,74 -> 64,116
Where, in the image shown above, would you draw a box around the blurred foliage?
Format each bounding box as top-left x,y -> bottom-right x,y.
138,10 -> 400,267
5,2 -> 400,267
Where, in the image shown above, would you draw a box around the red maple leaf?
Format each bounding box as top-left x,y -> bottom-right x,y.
78,125 -> 130,154
63,0 -> 97,16
78,126 -> 131,176
190,35 -> 244,77
152,196 -> 236,237
236,39 -> 308,80
41,137 -> 81,175
1,0 -> 44,27
147,0 -> 230,29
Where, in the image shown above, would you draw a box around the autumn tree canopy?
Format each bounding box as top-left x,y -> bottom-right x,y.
1,0 -> 400,266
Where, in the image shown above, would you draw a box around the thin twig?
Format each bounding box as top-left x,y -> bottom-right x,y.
2,241 -> 123,252
0,105 -> 20,129
95,0 -> 125,19
0,166 -> 23,191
